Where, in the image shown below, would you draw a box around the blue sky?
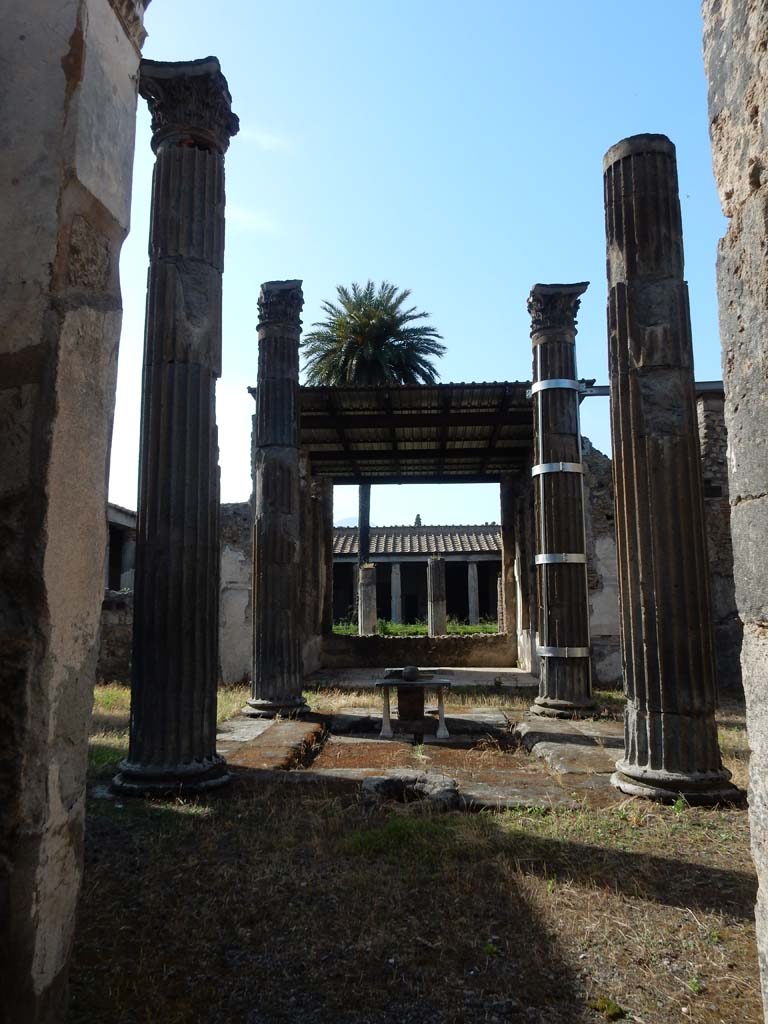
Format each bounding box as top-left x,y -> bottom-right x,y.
109,1 -> 725,526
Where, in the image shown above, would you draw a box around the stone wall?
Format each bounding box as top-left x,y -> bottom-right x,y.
704,1 -> 768,1012
582,438 -> 621,686
0,2 -> 146,1020
96,591 -> 133,684
697,392 -> 743,691
322,631 -> 517,670
219,502 -> 253,683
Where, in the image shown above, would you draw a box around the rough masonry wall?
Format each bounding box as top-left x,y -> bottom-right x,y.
582,438 -> 621,685
697,392 -> 743,691
219,502 -> 253,683
0,2 -> 145,1020
96,591 -> 133,684
704,0 -> 768,1011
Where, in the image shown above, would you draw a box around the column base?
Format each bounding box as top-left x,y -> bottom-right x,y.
243,697 -> 309,719
611,762 -> 743,806
111,755 -> 230,796
529,696 -> 596,719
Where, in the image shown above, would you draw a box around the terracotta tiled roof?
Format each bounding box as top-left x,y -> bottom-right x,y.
333,525 -> 501,557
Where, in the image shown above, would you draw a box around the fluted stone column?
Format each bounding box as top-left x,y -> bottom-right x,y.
358,482 -> 371,564
529,283 -> 594,718
467,561 -> 480,625
320,479 -> 334,635
499,476 -> 517,639
497,574 -> 505,633
391,562 -> 402,623
359,563 -> 378,634
114,58 -> 238,794
427,557 -> 447,636
247,281 -> 308,716
603,134 -> 737,803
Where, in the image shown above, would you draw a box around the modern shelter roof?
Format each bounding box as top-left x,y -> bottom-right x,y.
297,381 -> 534,484
333,525 -> 501,557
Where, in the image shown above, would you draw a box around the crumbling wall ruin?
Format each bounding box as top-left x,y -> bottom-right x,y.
582,438 -> 621,686
697,390 -> 743,692
704,0 -> 768,1010
96,591 -> 133,684
0,2 -> 146,1019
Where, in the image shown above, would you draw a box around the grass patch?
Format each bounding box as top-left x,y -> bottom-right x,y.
77,687 -> 758,1023
88,682 -> 250,781
71,781 -> 760,1024
302,684 -> 532,715
343,814 -> 461,864
333,617 -> 499,636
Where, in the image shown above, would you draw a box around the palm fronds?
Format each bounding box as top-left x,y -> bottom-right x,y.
301,280 -> 445,386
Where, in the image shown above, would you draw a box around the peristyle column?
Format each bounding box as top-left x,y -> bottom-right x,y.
603,133 -> 736,802
358,563 -> 378,634
247,281 -> 309,717
320,479 -> 334,634
358,482 -> 371,564
114,58 -> 238,794
427,557 -> 447,636
391,562 -> 402,623
467,561 -> 480,624
529,283 -> 594,718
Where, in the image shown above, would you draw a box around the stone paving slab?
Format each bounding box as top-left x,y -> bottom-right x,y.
513,716 -> 624,775
218,720 -> 325,771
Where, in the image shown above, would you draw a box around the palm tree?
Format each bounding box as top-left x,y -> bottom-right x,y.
302,280 -> 445,386
301,280 -> 445,579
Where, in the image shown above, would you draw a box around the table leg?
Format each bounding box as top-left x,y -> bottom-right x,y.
380,686 -> 393,739
436,687 -> 449,739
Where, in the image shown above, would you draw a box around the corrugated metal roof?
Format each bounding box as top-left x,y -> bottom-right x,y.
294,381 -> 535,484
333,525 -> 502,557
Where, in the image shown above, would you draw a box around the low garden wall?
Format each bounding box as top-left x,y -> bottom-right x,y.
321,631 -> 516,669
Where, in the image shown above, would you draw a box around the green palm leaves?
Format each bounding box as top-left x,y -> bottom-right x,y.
301,280 -> 445,386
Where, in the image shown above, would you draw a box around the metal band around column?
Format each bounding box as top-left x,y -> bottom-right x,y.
530,378 -> 582,395
535,553 -> 587,565
532,462 -> 584,477
537,645 -> 590,658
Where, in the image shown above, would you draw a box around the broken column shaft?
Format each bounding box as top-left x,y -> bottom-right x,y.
603,133 -> 736,802
247,281 -> 308,716
114,58 -> 238,794
529,283 -> 594,718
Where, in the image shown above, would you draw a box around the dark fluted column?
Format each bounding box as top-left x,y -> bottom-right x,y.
320,479 -> 335,635
427,557 -> 447,636
247,281 -> 308,716
114,57 -> 238,794
529,283 -> 595,718
603,134 -> 737,803
358,482 -> 371,564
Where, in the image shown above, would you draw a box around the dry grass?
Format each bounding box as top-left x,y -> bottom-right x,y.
76,684 -> 758,1023
88,682 -> 250,780
304,684 -> 534,715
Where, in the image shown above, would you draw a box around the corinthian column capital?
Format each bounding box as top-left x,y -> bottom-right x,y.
257,280 -> 304,329
139,57 -> 239,154
527,282 -> 588,337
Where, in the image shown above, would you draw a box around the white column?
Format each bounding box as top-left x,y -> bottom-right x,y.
390,562 -> 402,623
467,561 -> 480,624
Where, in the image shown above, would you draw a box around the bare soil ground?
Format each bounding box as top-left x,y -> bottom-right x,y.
69,685 -> 759,1024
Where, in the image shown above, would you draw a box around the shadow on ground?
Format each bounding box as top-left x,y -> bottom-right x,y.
68,779 -> 760,1024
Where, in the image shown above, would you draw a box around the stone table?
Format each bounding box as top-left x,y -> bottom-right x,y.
375,667 -> 452,741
